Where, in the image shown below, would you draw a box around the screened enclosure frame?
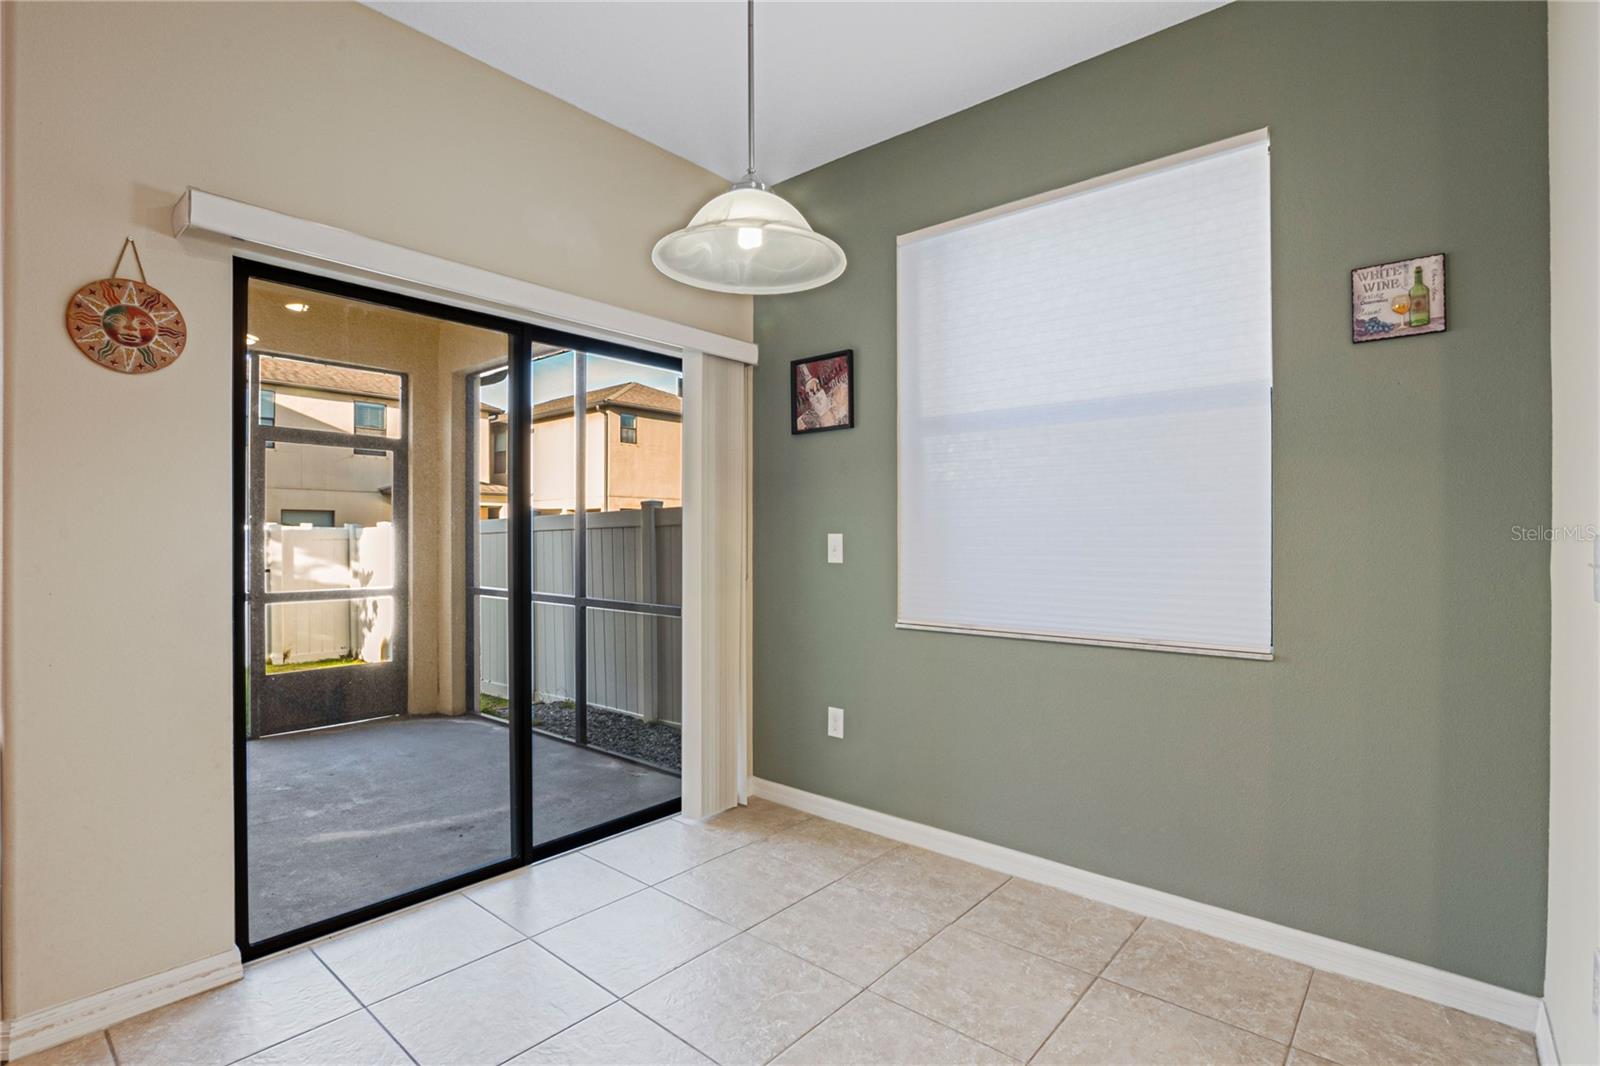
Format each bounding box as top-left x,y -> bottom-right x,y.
232,259 -> 682,962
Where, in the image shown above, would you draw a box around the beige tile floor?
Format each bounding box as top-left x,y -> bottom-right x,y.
18,800 -> 1538,1066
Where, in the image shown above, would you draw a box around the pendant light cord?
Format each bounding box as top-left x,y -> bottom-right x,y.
745,0 -> 757,182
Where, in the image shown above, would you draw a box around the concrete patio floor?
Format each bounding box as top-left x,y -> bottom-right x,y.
246,715 -> 679,941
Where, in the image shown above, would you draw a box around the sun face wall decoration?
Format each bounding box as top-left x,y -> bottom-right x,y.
65,238 -> 187,374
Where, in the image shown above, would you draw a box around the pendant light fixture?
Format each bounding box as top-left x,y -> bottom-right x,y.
651,0 -> 846,295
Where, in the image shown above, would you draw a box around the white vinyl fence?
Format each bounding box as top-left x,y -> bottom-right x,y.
477,505 -> 682,726
265,523 -> 396,665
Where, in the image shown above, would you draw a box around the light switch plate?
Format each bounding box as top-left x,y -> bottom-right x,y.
827,706 -> 844,738
827,533 -> 844,564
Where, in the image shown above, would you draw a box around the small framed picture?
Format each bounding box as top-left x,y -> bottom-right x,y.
1351,253 -> 1446,343
791,350 -> 854,434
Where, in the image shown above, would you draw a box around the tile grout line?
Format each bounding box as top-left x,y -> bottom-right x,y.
1283,965 -> 1318,1063
1094,974 -> 1300,1054
592,822 -> 907,1061
459,874 -> 653,938
495,814 -> 849,1056
217,1006 -> 371,1066
945,890 -> 1147,976
1075,914 -> 1316,1046
488,997 -> 618,1066
102,1027 -> 122,1066
1098,914 -> 1149,975
659,839 -> 903,933
306,948 -> 420,1066
610,1000 -> 725,1066
581,807 -> 803,884
359,937 -> 534,1011
1025,984 -> 1087,1065
1019,911 -> 1138,1066
634,827 -> 1041,1063
864,873 -> 1072,1066
259,805 -> 1311,1066
773,870 -> 1024,1064
525,897 -> 721,1000
760,987 -> 872,1065
205,958 -> 376,1066
593,828 -> 832,1064
859,984 -> 1027,1064
363,1006 -> 420,1066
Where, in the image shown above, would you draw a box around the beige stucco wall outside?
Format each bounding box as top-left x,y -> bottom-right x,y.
1,0 -> 749,1020
263,387 -> 400,530
604,410 -> 683,511
531,411 -> 607,514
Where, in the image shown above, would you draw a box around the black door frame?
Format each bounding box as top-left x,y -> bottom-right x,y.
232,258 -> 681,961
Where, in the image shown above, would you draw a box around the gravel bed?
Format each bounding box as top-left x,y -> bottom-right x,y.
478,698 -> 681,773
533,702 -> 681,773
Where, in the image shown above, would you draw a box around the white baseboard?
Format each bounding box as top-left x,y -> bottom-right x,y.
1534,999 -> 1562,1065
751,777 -> 1543,1035
0,948 -> 242,1062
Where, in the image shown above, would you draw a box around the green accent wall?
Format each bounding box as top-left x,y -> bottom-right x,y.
753,1 -> 1550,994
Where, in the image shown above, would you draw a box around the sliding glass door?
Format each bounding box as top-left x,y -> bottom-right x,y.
521,349 -> 684,845
236,262 -> 681,958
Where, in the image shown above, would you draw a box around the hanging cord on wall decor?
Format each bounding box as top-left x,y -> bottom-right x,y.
110,236 -> 148,284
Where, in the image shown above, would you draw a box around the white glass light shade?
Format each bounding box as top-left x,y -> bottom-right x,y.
652,186 -> 846,295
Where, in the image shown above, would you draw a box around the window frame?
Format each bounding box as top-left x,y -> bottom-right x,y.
353,400 -> 387,435
279,508 -> 336,528
490,421 -> 509,479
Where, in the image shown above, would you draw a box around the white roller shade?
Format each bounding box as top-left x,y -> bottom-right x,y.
896,131 -> 1272,658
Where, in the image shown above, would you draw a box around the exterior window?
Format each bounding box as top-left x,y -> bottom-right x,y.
260,389 -> 276,426
354,401 -> 387,434
491,423 -> 508,479
280,509 -> 335,528
619,413 -> 638,445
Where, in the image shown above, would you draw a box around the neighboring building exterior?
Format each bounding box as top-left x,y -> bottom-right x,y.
259,354 -> 681,523
259,355 -> 400,529
480,381 -> 683,515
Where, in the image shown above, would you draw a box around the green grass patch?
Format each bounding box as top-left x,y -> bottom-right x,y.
266,656 -> 366,675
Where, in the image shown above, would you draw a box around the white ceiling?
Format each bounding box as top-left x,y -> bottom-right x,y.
366,1 -> 1224,185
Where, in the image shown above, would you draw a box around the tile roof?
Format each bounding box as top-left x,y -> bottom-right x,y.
532,382 -> 681,423
258,355 -> 400,400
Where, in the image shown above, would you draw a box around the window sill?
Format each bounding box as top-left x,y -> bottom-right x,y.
894,620 -> 1273,661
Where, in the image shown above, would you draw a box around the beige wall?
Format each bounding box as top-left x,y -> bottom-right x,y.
0,0 -> 748,1020
1545,2 -> 1600,1061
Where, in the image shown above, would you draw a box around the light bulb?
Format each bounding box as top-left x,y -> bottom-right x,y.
737,226 -> 764,251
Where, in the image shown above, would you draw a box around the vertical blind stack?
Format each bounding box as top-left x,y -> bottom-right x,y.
896,132 -> 1273,656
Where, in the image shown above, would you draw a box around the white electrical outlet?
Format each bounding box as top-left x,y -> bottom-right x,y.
827,533 -> 844,564
827,706 -> 844,738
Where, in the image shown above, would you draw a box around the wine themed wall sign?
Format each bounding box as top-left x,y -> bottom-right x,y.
1351,253 -> 1445,343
